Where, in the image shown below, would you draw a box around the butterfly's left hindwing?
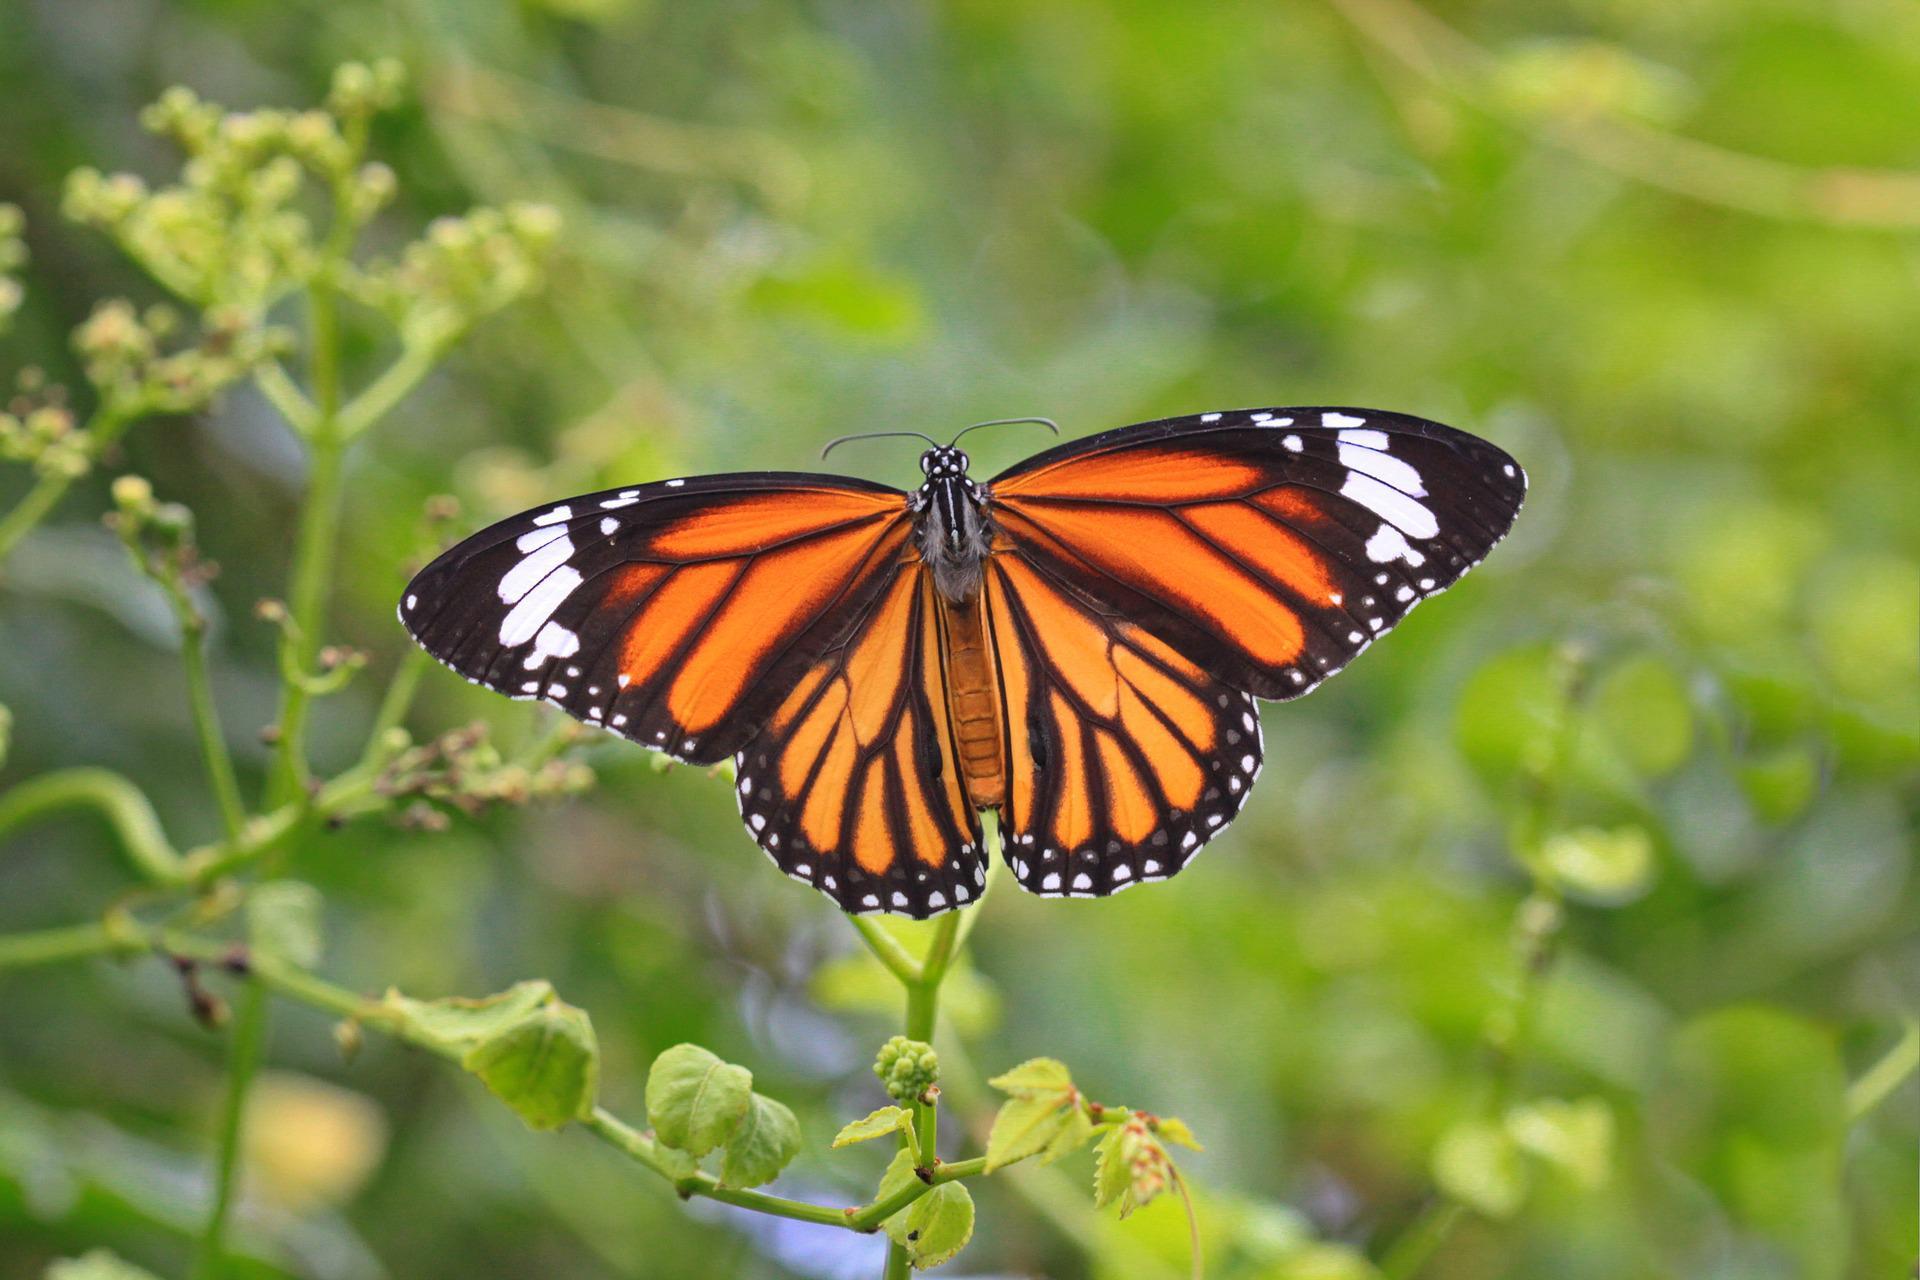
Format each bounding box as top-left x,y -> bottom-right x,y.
734,570 -> 987,917
401,473 -> 911,765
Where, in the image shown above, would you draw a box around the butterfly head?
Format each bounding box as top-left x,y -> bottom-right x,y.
920,446 -> 971,480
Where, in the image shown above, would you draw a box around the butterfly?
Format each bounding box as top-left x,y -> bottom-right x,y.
400,407 -> 1525,918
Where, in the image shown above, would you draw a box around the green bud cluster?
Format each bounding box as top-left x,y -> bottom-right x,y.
377,723 -> 595,821
0,393 -> 88,480
352,202 -> 562,350
71,298 -> 285,418
873,1036 -> 939,1102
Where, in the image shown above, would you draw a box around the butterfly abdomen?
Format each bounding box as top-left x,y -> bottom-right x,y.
937,590 -> 1006,809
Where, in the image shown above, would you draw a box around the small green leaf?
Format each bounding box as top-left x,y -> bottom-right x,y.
246,879 -> 324,968
44,1251 -> 163,1280
655,1144 -> 701,1182
720,1092 -> 801,1188
874,1146 -> 920,1206
1039,1103 -> 1095,1165
834,1105 -> 913,1147
985,1093 -> 1079,1171
1432,1118 -> 1528,1218
987,1057 -> 1073,1099
462,1003 -> 599,1130
380,981 -> 555,1052
1091,1128 -> 1128,1209
645,1043 -> 753,1156
1151,1114 -> 1202,1151
1506,1096 -> 1614,1189
887,1182 -> 975,1268
1539,826 -> 1655,903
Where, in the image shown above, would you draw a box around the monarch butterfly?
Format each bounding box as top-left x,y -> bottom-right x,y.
400,407 -> 1525,918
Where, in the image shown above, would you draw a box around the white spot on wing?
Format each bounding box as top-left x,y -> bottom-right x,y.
1281,434 -> 1303,452
665,479 -> 686,488
500,566 -> 583,645
1339,442 -> 1426,495
1341,473 -> 1438,539
1200,412 -> 1221,422
1365,523 -> 1427,567
532,505 -> 572,527
1323,411 -> 1366,429
499,534 -> 575,604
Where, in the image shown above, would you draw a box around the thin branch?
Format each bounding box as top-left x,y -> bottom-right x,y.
1847,1019 -> 1919,1124
0,768 -> 186,885
850,917 -> 922,987
191,983 -> 270,1280
0,405 -> 136,566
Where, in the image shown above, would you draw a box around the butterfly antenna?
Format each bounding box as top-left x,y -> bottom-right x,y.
949,416 -> 1061,448
819,429 -> 943,461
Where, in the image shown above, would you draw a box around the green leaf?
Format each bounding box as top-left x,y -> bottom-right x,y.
719,1092 -> 801,1188
1091,1128 -> 1128,1209
887,1182 -> 975,1268
985,1093 -> 1079,1171
1431,1118 -> 1528,1218
1039,1103 -> 1095,1165
655,1144 -> 701,1182
834,1105 -> 913,1147
1590,654 -> 1693,777
380,980 -> 555,1052
987,1057 -> 1073,1099
874,1146 -> 920,1207
1152,1114 -> 1202,1151
1506,1096 -> 1614,1189
462,1003 -> 599,1130
44,1252 -> 163,1280
246,879 -> 324,968
1539,826 -> 1656,903
645,1043 -> 753,1156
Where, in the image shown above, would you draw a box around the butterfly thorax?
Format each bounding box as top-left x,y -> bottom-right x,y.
915,447 -> 992,605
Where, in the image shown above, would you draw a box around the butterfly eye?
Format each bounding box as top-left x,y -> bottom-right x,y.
920,453 -> 934,475
954,450 -> 969,472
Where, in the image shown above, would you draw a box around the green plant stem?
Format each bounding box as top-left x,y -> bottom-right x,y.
1847,1019 -> 1920,1123
0,406 -> 135,566
0,916 -> 989,1234
0,767 -> 185,884
171,591 -> 246,841
192,982 -> 270,1280
851,917 -> 922,986
265,421 -> 345,806
0,921 -> 124,969
1379,1200 -> 1465,1280
338,336 -> 453,441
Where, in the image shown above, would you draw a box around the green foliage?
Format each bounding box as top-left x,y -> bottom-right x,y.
834,1105 -> 914,1147
463,1001 -> 599,1131
43,1252 -> 162,1280
718,1092 -> 802,1189
644,1044 -> 754,1158
245,880 -> 325,969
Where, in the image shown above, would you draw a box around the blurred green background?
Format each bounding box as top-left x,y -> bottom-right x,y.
1,1 -> 1915,1278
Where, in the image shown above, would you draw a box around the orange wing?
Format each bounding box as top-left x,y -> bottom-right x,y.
402,474 -> 912,765
983,552 -> 1260,898
735,568 -> 987,916
989,408 -> 1527,701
